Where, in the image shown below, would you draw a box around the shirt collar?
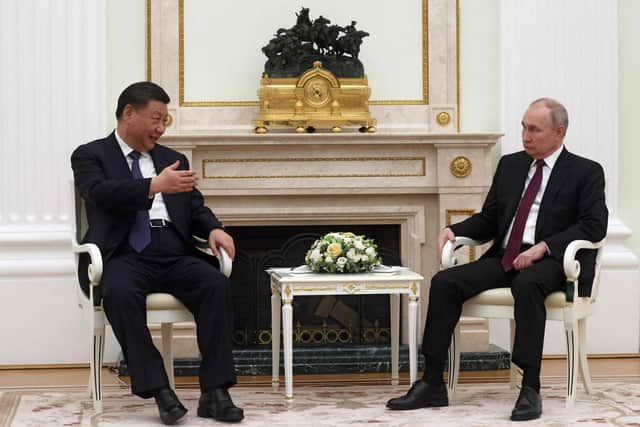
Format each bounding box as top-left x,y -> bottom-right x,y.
534,144 -> 563,170
114,129 -> 150,159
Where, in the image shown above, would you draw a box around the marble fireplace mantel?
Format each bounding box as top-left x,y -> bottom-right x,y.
160,130 -> 501,348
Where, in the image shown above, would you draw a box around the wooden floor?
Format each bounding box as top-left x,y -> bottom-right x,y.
1,356 -> 639,389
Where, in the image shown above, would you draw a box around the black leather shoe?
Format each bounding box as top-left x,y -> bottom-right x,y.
198,388 -> 244,423
510,386 -> 542,421
386,380 -> 448,410
153,387 -> 187,425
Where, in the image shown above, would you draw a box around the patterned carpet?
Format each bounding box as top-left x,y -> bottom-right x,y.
2,381 -> 640,426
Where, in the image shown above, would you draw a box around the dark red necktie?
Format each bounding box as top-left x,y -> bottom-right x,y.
501,159 -> 545,271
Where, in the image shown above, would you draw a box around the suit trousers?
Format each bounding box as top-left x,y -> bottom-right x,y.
421,255 -> 565,384
101,225 -> 236,398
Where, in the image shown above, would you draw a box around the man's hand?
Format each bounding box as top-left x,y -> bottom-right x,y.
437,227 -> 456,264
511,242 -> 548,271
208,228 -> 236,260
149,160 -> 198,195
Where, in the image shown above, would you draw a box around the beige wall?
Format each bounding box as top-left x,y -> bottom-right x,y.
458,0 -> 501,134
458,0 -> 501,169
619,0 -> 640,257
106,0 -> 146,130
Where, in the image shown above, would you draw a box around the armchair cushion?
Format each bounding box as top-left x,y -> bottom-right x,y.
465,288 -> 568,308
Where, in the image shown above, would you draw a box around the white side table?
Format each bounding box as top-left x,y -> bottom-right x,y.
267,267 -> 423,400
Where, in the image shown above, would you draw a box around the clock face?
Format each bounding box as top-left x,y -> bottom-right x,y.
303,77 -> 331,107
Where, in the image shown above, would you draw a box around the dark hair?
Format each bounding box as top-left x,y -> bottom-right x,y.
115,81 -> 170,120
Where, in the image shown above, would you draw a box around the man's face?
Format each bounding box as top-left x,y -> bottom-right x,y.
121,100 -> 168,152
521,104 -> 565,160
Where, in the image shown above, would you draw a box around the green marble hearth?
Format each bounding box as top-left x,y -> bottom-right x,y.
118,345 -> 509,377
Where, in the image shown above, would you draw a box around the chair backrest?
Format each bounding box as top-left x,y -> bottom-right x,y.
70,181 -> 88,247
69,180 -> 92,305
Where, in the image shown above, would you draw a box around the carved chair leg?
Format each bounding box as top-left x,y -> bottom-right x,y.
447,323 -> 461,401
90,312 -> 105,412
565,325 -> 579,407
578,318 -> 593,395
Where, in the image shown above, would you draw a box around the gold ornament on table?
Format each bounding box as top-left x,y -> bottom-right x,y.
254,8 -> 376,134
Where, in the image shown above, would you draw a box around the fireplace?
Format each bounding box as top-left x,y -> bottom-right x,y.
129,130 -> 507,375
228,225 -> 401,348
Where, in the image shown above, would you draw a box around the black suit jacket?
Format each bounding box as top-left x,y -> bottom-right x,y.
450,147 -> 608,297
71,132 -> 223,295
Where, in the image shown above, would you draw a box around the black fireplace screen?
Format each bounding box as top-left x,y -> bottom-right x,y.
226,225 -> 401,347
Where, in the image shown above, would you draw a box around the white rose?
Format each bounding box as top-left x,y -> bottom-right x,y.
336,257 -> 347,267
347,248 -> 358,261
360,255 -> 369,262
343,237 -> 352,245
325,256 -> 334,263
354,240 -> 365,250
365,247 -> 376,256
311,249 -> 322,262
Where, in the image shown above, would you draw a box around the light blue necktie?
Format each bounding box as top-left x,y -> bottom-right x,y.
127,151 -> 151,252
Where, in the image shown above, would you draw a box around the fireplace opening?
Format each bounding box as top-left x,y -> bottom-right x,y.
226,224 -> 401,348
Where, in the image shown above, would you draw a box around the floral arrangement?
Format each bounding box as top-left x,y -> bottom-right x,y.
305,232 -> 382,273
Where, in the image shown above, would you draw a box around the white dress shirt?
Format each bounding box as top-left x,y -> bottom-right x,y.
502,145 -> 564,248
115,130 -> 172,222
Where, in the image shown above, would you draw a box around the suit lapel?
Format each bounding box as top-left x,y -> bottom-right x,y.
536,147 -> 571,237
105,132 -> 134,179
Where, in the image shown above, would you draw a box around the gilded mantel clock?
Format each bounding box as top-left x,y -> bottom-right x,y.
253,8 -> 376,133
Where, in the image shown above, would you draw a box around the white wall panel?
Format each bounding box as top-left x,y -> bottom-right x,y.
0,0 -> 108,364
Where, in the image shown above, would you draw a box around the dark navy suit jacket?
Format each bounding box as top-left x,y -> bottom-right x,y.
450,148 -> 608,297
71,131 -> 223,295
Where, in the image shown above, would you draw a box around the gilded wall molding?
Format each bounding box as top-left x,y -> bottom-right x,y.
202,156 -> 426,179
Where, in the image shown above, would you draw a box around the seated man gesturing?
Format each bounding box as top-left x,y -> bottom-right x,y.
71,81 -> 243,424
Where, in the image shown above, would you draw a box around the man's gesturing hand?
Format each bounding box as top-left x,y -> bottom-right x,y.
150,160 -> 198,195
437,227 -> 456,264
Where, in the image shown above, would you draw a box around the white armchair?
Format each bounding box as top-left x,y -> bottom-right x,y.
70,182 -> 232,412
443,237 -> 605,407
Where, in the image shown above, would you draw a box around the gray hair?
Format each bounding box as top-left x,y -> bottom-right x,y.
530,97 -> 569,130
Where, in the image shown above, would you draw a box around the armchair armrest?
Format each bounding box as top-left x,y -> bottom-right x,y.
562,239 -> 605,281
441,237 -> 488,269
71,241 -> 103,285
441,236 -> 605,302
562,238 -> 605,302
216,247 -> 232,278
194,237 -> 233,278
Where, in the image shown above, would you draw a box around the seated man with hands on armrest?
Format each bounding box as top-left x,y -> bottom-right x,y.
385,98 -> 608,421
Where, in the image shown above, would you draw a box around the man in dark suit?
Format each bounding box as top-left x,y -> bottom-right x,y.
386,98 -> 608,421
71,82 -> 243,424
